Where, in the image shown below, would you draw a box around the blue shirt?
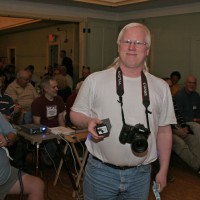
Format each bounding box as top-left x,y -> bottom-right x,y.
0,112 -> 16,135
0,112 -> 16,185
174,88 -> 200,122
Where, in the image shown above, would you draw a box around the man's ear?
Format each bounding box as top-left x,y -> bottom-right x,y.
146,48 -> 150,56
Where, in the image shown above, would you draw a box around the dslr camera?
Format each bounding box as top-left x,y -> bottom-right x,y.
119,123 -> 150,153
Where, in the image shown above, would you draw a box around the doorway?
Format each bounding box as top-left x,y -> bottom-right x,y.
7,47 -> 16,65
49,44 -> 59,68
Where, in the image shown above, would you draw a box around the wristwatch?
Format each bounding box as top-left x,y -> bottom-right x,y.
4,135 -> 10,145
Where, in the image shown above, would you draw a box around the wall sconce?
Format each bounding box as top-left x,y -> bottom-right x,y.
57,27 -> 68,43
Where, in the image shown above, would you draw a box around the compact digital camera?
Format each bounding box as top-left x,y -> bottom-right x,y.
96,124 -> 109,136
119,123 -> 150,153
95,118 -> 111,136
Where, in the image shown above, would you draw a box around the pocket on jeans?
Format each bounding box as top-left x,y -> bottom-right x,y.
87,154 -> 103,169
138,164 -> 151,174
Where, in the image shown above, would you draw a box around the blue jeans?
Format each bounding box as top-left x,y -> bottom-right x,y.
83,154 -> 151,200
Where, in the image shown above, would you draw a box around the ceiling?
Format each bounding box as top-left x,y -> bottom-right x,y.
0,0 -> 200,34
0,18 -> 74,36
74,0 -> 151,7
21,0 -> 200,12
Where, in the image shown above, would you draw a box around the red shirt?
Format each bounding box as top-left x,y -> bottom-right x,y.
31,95 -> 65,127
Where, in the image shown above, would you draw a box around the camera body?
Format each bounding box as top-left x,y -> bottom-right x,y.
96,123 -> 109,136
119,123 -> 150,153
95,118 -> 111,136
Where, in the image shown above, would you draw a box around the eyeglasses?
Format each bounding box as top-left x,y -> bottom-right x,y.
120,40 -> 148,49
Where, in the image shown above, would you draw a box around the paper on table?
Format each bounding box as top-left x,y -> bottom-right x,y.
49,126 -> 75,135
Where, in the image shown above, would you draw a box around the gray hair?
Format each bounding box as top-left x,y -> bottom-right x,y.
111,23 -> 151,72
40,75 -> 56,89
117,22 -> 151,48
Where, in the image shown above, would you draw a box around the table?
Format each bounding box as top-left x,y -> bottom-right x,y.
17,128 -> 59,175
53,130 -> 89,197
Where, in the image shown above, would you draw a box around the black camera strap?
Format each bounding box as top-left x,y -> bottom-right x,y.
116,67 -> 151,130
116,67 -> 125,124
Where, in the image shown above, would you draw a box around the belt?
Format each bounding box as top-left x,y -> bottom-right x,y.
92,155 -> 136,170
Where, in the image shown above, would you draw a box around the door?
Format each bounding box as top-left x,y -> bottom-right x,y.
7,47 -> 16,65
49,44 -> 58,67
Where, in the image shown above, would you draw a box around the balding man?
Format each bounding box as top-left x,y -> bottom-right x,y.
5,70 -> 38,124
174,75 -> 200,123
174,75 -> 200,145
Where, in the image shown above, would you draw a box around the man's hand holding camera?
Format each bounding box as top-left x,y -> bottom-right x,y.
88,118 -> 111,140
88,118 -> 106,140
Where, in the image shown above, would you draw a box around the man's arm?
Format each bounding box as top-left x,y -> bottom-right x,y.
70,111 -> 91,129
0,113 -> 17,146
70,111 -> 105,140
58,112 -> 66,127
156,125 -> 172,192
32,116 -> 41,125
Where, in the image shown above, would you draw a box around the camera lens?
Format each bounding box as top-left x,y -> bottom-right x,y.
131,135 -> 148,153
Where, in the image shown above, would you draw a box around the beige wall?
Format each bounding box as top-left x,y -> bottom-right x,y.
145,13 -> 200,91
0,23 -> 79,78
1,7 -> 200,91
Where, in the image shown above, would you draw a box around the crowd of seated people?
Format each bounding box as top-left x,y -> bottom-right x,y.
0,59 -> 89,193
0,60 -> 90,198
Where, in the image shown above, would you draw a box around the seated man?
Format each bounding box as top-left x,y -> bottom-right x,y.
172,100 -> 200,172
0,112 -> 44,200
5,70 -> 38,124
174,75 -> 200,143
165,78 -> 200,172
31,76 -> 66,166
